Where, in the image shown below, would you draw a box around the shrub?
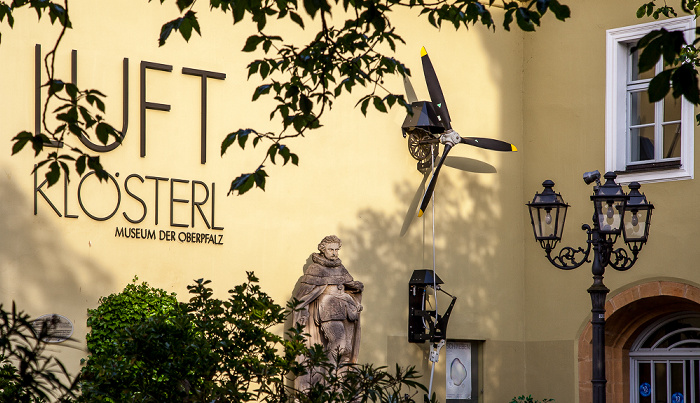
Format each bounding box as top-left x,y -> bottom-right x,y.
79,276 -> 181,401
79,272 -> 428,402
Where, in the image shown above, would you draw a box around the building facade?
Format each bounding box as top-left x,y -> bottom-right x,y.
1,0 -> 698,402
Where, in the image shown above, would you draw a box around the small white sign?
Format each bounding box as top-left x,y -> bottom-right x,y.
446,341 -> 472,400
32,314 -> 74,343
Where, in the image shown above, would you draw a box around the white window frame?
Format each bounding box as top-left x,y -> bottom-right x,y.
605,16 -> 696,184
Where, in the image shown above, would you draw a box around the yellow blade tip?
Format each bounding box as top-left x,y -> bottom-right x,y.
418,210 -> 424,217
421,47 -> 427,57
511,144 -> 518,152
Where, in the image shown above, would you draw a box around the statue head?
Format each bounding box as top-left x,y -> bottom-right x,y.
318,235 -> 342,261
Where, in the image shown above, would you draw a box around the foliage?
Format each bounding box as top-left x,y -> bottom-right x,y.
79,272 -> 428,402
5,0 -> 117,186
0,302 -> 79,402
633,1 -> 700,114
5,0 -> 570,195
509,395 -> 554,403
79,276 -> 181,401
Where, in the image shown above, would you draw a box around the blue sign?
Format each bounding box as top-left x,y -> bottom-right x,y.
672,392 -> 684,403
639,383 -> 651,397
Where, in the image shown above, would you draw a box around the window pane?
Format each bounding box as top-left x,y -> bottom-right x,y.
631,49 -> 656,81
663,123 -> 682,159
694,361 -> 699,403
630,91 -> 655,126
664,92 -> 682,122
631,126 -> 655,162
640,362 -> 652,403
671,362 -> 684,403
656,362 -> 668,403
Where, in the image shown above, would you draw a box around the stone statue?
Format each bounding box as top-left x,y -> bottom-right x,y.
292,235 -> 363,390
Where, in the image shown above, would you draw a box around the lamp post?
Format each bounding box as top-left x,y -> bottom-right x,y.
526,171 -> 653,403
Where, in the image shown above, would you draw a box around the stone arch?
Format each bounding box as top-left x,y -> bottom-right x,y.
577,281 -> 700,402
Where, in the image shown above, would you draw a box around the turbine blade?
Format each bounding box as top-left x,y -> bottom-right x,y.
460,137 -> 518,152
418,143 -> 453,217
421,47 -> 451,131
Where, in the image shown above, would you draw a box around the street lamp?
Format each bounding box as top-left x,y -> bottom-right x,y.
526,171 -> 654,403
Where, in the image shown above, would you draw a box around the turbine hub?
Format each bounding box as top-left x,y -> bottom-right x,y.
440,129 -> 461,148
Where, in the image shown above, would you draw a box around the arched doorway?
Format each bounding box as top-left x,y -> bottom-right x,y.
629,312 -> 700,403
577,281 -> 700,402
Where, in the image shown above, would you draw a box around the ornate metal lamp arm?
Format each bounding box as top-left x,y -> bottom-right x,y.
606,243 -> 643,272
542,224 -> 593,270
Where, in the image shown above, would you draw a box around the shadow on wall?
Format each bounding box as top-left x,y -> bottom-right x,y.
339,168 -> 508,385
0,167 -> 114,366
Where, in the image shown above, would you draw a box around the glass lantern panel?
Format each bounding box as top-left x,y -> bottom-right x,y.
597,200 -> 624,233
624,208 -> 650,241
556,206 -> 567,240
530,206 -> 564,240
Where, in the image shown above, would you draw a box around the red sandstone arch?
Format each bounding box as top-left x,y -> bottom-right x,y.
577,281 -> 700,402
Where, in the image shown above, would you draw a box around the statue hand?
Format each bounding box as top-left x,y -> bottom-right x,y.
347,281 -> 364,292
297,310 -> 309,326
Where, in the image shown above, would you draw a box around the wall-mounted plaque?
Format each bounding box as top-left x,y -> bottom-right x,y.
31,314 -> 74,343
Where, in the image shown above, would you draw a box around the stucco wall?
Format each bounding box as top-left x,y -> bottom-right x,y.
0,0 -> 530,399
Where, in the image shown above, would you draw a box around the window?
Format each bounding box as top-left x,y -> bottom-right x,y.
630,313 -> 700,403
606,16 -> 695,184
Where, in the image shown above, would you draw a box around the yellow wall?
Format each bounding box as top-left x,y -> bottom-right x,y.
521,1 -> 700,401
4,0 -> 693,401
0,0 -> 530,401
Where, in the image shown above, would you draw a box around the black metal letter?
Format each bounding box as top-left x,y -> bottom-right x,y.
170,178 -> 189,228
123,174 -> 147,224
191,180 -> 210,229
140,61 -> 173,158
145,175 -> 168,225
182,67 -> 226,164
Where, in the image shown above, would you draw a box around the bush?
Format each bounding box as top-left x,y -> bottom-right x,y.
79,276 -> 182,401
79,272 -> 428,402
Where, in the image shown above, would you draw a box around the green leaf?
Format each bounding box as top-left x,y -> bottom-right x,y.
637,36 -> 662,72
648,69 -> 672,102
299,94 -> 313,113
229,173 -> 255,195
176,0 -> 194,12
96,122 -> 111,145
179,15 -> 193,42
253,168 -> 268,190
289,11 -> 304,28
31,133 -> 48,156
65,83 -> 79,100
253,84 -> 272,101
268,144 -> 278,164
672,64 -> 700,104
159,19 -> 180,46
46,161 -> 60,187
11,131 -> 32,155
76,155 -> 87,175
536,0 -> 550,15
515,8 -> 535,32
48,79 -> 64,96
243,35 -> 264,52
373,96 -> 387,113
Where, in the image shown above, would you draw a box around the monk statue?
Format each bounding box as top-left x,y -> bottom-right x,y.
292,235 -> 363,390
